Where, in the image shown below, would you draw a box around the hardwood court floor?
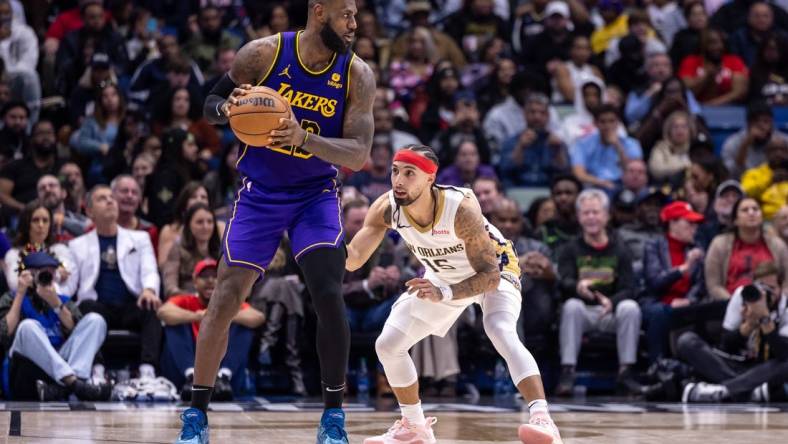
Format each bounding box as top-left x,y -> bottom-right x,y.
1,401 -> 787,443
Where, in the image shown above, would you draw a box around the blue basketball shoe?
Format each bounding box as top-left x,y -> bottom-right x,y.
316,408 -> 349,444
174,407 -> 209,444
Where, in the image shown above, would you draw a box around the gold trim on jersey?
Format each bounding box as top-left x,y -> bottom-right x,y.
403,189 -> 446,233
296,30 -> 337,75
345,53 -> 357,100
236,144 -> 249,168
293,186 -> 344,261
257,33 -> 283,86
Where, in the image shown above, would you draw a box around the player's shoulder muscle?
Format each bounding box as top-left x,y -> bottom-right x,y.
347,55 -> 376,106
229,35 -> 281,85
454,193 -> 485,239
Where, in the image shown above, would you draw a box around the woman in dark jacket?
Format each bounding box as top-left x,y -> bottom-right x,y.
145,128 -> 202,227
641,201 -> 706,363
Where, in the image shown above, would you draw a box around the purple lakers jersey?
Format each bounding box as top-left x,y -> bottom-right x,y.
236,31 -> 356,190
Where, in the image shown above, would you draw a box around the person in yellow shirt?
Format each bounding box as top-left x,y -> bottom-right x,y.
741,138 -> 788,220
591,0 -> 629,54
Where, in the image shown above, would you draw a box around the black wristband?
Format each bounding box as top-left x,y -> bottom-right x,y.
203,73 -> 239,124
208,73 -> 238,98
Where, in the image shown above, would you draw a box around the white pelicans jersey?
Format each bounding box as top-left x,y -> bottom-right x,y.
387,186 -> 521,289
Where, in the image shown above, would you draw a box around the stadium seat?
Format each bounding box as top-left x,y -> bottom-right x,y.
100,330 -> 142,370
700,106 -> 746,155
773,107 -> 788,132
506,187 -> 550,211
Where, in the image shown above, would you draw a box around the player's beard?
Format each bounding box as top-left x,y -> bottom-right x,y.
393,188 -> 422,207
394,196 -> 415,206
320,22 -> 349,54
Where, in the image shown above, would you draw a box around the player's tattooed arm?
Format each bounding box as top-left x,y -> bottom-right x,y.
449,196 -> 501,299
204,36 -> 278,124
228,36 -> 279,85
346,193 -> 391,272
299,58 -> 376,171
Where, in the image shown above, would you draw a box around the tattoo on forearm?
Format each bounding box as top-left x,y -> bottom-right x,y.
450,201 -> 500,299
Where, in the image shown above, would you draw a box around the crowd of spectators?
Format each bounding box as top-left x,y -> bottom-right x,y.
0,0 -> 786,403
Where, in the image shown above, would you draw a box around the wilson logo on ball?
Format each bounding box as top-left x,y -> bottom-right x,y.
238,97 -> 276,108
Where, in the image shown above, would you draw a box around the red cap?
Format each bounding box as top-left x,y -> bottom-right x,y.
193,258 -> 218,277
660,201 -> 704,223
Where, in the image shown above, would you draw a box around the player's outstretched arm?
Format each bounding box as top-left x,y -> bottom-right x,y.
269,58 -> 376,171
449,195 -> 501,299
203,36 -> 279,125
346,194 -> 391,272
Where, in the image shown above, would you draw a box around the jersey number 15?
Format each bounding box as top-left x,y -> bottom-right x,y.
424,258 -> 456,273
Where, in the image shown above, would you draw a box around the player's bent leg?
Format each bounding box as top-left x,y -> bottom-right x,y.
175,261 -> 259,444
365,301 -> 447,444
482,310 -> 542,393
481,288 -> 562,444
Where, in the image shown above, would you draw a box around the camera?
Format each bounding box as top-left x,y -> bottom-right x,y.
742,283 -> 773,304
36,270 -> 54,287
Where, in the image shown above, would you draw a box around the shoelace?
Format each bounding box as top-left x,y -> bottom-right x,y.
179,413 -> 204,439
529,415 -> 554,428
382,420 -> 408,437
384,417 -> 438,437
323,416 -> 348,440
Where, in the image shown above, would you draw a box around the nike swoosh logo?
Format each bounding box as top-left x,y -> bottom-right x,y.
325,386 -> 345,392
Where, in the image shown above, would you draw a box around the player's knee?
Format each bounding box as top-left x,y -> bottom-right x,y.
375,332 -> 404,361
208,280 -> 251,320
483,315 -> 516,345
375,334 -> 392,360
311,285 -> 346,320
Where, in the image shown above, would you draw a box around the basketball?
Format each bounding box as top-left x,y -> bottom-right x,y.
228,86 -> 293,146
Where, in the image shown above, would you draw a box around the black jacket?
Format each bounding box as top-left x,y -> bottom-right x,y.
642,236 -> 706,306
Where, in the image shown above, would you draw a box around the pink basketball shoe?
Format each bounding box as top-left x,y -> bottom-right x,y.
518,412 -> 563,444
363,417 -> 438,444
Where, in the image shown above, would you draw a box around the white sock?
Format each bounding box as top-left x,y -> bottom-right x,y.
139,363 -> 155,379
92,364 -> 106,384
528,399 -> 550,418
400,401 -> 426,426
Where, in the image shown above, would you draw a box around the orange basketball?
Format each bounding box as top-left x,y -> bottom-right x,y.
228,86 -> 293,146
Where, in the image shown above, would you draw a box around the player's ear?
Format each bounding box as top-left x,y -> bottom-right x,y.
312,1 -> 326,22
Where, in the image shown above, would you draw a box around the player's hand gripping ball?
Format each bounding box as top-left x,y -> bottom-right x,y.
227,86 -> 295,147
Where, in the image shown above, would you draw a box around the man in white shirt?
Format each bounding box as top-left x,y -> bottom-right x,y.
64,185 -> 162,379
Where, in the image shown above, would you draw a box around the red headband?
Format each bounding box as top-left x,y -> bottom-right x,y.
393,150 -> 437,174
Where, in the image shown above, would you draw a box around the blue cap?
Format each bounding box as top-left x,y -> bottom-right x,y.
22,251 -> 60,269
